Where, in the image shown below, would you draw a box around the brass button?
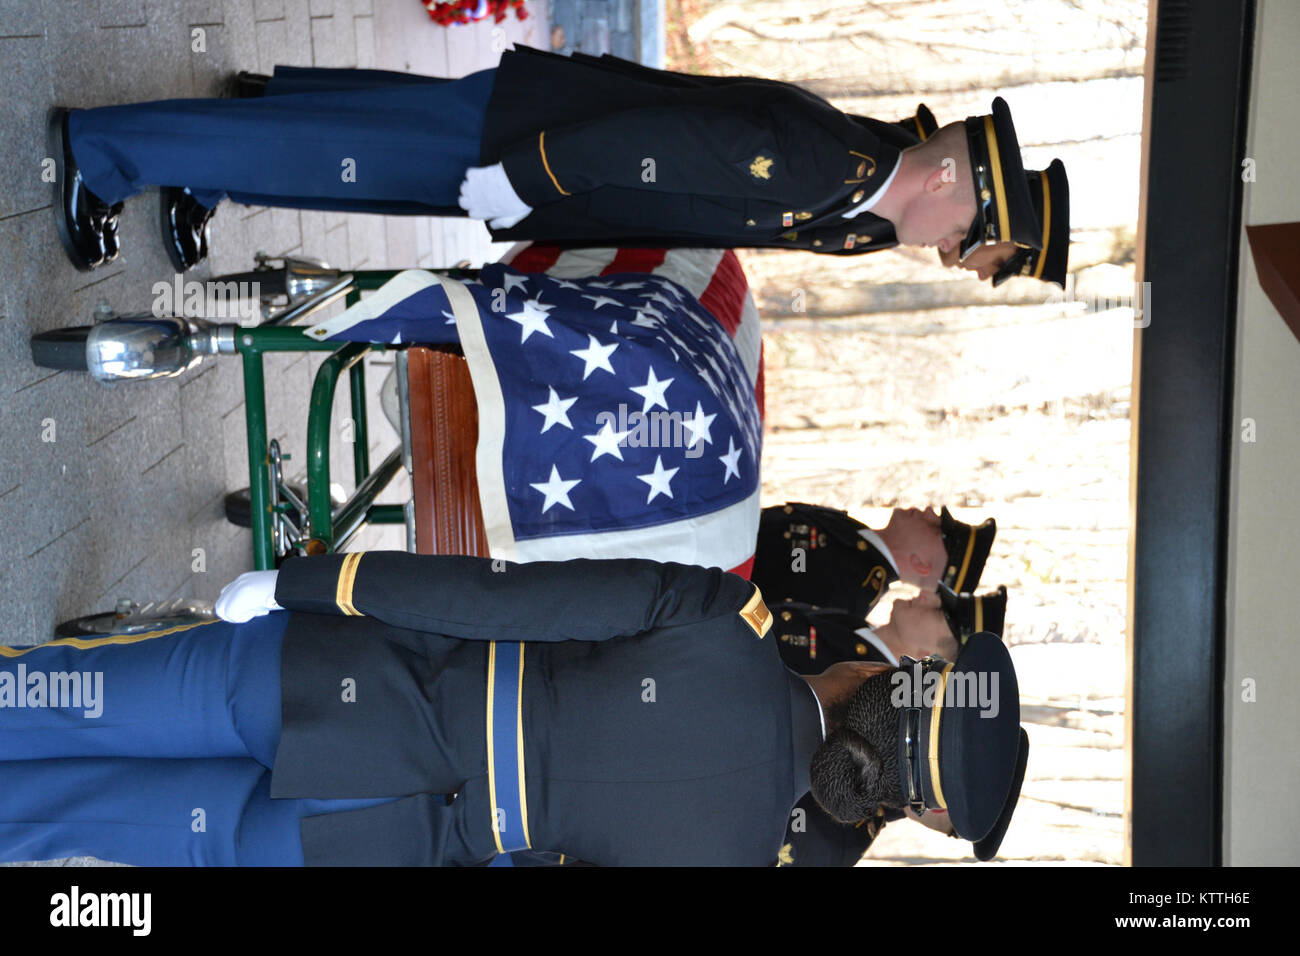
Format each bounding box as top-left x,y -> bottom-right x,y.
783,505 -> 794,514
783,531 -> 791,539
781,610 -> 792,622
813,239 -> 822,246
856,161 -> 867,178
851,189 -> 865,203
746,218 -> 756,226
856,642 -> 868,656
857,540 -> 867,550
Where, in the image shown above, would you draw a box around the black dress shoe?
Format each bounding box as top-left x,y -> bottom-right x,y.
161,187 -> 216,271
48,108 -> 112,271
227,71 -> 271,98
101,200 -> 125,263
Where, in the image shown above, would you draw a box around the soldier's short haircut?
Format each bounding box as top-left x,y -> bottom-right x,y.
808,671 -> 905,824
916,122 -> 974,201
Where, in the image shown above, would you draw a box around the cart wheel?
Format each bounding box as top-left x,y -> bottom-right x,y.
223,485 -> 308,528
30,326 -> 92,371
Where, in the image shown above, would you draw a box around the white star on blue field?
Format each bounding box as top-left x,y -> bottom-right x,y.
477,264 -> 761,539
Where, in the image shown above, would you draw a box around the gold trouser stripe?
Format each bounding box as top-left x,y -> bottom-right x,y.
927,662 -> 954,809
0,618 -> 220,657
515,644 -> 531,849
1032,174 -> 1052,279
538,131 -> 571,197
955,527 -> 976,593
974,596 -> 984,634
335,552 -> 364,616
486,642 -> 504,855
983,115 -> 1010,243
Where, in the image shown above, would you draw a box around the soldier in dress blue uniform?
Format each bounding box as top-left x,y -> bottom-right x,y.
794,632 -> 1027,864
234,72 -> 960,264
0,552 -> 1025,867
49,47 -> 1041,273
225,77 -> 1067,279
773,610 -> 1027,867
761,517 -> 1011,866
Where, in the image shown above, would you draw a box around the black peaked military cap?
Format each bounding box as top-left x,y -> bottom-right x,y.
992,159 -> 1071,289
973,728 -> 1030,861
961,97 -> 1040,260
894,633 -> 1021,843
891,103 -> 938,142
938,583 -> 1008,645
940,506 -> 996,594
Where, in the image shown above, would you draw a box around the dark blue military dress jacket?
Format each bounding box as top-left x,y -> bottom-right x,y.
270,552 -> 822,866
479,47 -> 901,245
488,50 -> 923,256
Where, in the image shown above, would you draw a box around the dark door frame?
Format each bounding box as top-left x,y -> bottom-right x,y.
1130,0 -> 1255,865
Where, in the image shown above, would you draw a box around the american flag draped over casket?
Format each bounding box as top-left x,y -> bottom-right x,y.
306,246 -> 764,576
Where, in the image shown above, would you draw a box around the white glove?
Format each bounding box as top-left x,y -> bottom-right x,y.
458,163 -> 533,229
215,570 -> 283,623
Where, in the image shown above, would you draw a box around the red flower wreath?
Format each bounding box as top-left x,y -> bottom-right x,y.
424,0 -> 529,26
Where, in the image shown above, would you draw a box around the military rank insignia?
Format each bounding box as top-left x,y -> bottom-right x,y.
739,589 -> 773,638
862,565 -> 887,597
750,155 -> 774,180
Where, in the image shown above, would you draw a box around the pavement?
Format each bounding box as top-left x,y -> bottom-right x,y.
0,0 -> 549,651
